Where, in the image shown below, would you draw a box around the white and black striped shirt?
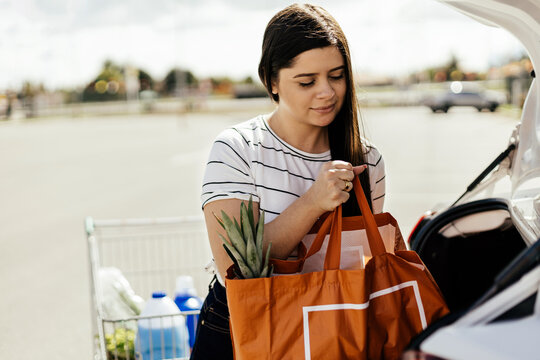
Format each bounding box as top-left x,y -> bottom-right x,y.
201,114 -> 386,219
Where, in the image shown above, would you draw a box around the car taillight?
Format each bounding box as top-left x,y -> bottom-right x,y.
407,211 -> 431,245
401,350 -> 448,360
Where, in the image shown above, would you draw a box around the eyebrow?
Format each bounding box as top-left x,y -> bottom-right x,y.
293,65 -> 345,78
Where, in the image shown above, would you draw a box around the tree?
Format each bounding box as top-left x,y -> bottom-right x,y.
82,60 -> 125,102
82,61 -> 157,102
161,68 -> 198,95
138,69 -> 154,91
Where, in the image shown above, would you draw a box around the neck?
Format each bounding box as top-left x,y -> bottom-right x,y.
267,110 -> 329,154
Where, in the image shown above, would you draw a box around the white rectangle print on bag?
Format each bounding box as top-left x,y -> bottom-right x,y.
302,281 -> 428,360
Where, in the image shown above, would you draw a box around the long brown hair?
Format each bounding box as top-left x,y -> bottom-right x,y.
258,3 -> 372,212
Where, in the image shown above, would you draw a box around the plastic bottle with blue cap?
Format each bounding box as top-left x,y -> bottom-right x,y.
136,291 -> 190,360
174,276 -> 203,349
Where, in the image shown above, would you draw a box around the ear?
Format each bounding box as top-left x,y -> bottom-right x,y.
271,79 -> 278,95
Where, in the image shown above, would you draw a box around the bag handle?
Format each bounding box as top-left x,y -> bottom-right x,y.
323,176 -> 387,270
272,175 -> 387,273
271,211 -> 334,273
324,205 -> 343,269
351,175 -> 386,257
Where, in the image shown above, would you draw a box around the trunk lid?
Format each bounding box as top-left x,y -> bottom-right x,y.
440,0 -> 540,241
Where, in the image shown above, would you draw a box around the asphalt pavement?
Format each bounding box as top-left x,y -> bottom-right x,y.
0,104 -> 518,359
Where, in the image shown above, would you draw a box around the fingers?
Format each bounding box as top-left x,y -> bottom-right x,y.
353,164 -> 368,176
310,161 -> 365,212
343,180 -> 353,192
340,165 -> 367,193
327,161 -> 367,178
331,186 -> 350,204
329,160 -> 353,170
329,168 -> 355,181
340,190 -> 350,204
326,162 -> 361,194
324,177 -> 351,205
329,165 -> 365,183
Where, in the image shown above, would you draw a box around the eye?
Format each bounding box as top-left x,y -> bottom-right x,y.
299,80 -> 315,88
330,73 -> 345,81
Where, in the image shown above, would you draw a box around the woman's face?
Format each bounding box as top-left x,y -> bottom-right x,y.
272,46 -> 347,128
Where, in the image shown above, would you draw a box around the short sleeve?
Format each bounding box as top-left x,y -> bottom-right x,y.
201,129 -> 259,209
366,146 -> 386,214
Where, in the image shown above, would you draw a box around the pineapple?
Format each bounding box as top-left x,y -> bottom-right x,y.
214,197 -> 273,279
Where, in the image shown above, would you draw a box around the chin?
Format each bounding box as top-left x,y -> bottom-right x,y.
311,113 -> 337,127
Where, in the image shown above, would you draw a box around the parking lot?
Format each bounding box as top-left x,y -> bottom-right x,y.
0,104 -> 519,359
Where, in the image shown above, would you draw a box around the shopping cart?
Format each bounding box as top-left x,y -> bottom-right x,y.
86,216 -> 213,360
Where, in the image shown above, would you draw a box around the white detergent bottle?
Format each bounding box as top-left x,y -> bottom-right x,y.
136,291 -> 190,360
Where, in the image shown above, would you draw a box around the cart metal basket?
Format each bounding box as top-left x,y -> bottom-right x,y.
86,216 -> 213,360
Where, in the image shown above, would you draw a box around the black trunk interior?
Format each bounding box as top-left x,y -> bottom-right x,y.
420,224 -> 525,312
412,199 -> 527,313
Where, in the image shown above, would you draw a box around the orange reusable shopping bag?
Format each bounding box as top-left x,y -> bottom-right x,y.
299,203 -> 407,274
225,176 -> 449,360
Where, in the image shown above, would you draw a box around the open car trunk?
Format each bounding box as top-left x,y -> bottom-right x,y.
403,0 -> 540,357
411,199 -> 527,313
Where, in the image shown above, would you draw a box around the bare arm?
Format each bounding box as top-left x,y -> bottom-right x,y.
203,161 -> 367,281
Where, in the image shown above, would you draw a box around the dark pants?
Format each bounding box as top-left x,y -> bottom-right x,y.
190,276 -> 233,360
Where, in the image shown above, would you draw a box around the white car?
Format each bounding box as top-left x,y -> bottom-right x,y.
423,86 -> 500,113
404,0 -> 540,359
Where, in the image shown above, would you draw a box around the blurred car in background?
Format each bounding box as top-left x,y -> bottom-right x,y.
423,81 -> 500,113
402,0 -> 540,359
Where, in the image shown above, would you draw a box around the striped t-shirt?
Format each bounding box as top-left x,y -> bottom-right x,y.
201,114 -> 386,220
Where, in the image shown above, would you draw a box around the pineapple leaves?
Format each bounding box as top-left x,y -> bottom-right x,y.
215,196 -> 273,279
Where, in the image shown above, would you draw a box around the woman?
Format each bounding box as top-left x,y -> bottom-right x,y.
191,4 -> 387,359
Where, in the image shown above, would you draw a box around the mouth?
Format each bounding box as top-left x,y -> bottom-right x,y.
311,103 -> 336,114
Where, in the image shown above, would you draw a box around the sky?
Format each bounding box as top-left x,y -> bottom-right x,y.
0,0 -> 527,90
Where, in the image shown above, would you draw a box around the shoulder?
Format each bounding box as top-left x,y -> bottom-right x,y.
214,115 -> 268,148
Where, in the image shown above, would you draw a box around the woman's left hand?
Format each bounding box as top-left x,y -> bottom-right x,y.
303,161 -> 367,214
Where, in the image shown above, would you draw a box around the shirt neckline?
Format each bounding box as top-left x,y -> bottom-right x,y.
260,114 -> 331,159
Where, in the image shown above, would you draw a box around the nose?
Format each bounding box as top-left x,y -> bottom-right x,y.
316,79 -> 335,99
